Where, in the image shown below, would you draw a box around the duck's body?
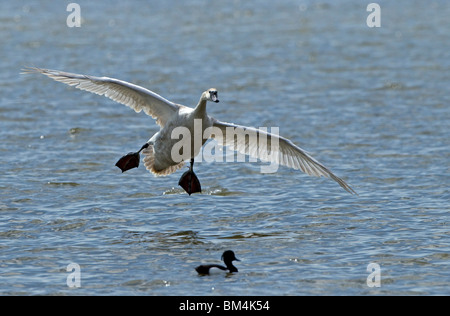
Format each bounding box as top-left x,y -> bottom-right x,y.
195,250 -> 240,275
23,66 -> 356,195
194,264 -> 229,275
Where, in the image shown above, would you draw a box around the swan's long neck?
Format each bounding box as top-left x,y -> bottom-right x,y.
193,97 -> 207,118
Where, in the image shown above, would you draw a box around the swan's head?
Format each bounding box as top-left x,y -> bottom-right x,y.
202,88 -> 219,103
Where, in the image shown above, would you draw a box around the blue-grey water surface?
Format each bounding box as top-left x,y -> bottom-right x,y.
1,0 -> 449,295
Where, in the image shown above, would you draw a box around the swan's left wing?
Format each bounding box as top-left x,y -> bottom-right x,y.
22,67 -> 179,127
212,120 -> 356,194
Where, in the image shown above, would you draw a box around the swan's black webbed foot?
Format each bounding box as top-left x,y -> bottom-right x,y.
178,159 -> 201,195
115,143 -> 149,173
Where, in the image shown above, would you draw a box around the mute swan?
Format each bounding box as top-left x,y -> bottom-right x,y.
23,67 -> 356,195
195,250 -> 240,274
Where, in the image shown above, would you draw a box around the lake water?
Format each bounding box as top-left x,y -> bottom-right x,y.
1,0 -> 448,295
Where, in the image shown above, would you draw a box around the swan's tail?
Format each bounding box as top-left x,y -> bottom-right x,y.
142,145 -> 184,176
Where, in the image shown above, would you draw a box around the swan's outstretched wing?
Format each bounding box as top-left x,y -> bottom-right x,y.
212,120 -> 356,194
22,67 -> 179,127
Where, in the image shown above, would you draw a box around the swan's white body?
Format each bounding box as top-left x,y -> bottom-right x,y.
143,96 -> 215,176
23,67 -> 356,194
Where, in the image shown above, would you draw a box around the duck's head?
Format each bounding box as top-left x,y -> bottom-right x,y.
202,88 -> 219,103
221,250 -> 239,263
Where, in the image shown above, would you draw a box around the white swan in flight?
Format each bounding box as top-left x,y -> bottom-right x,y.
23,67 -> 356,195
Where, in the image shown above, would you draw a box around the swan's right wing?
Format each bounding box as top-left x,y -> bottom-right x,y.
22,67 -> 179,127
212,120 -> 356,194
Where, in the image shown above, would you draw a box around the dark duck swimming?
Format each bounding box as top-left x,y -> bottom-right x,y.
195,250 -> 240,275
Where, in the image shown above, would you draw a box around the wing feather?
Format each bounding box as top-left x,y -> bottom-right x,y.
212,120 -> 356,194
22,67 -> 179,127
